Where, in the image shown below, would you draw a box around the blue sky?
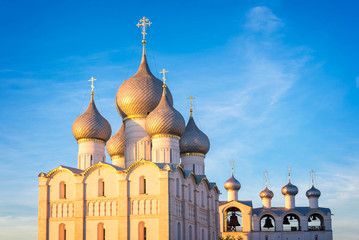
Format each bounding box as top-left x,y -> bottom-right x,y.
1,0 -> 359,239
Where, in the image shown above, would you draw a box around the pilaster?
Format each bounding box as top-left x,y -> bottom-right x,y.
74,181 -> 85,240
159,174 -> 170,239
118,179 -> 129,240
38,177 -> 48,240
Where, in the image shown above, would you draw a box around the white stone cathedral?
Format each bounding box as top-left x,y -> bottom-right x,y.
37,17 -> 333,240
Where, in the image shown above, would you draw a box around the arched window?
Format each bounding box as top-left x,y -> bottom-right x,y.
177,222 -> 181,240
260,214 -> 275,231
59,223 -> 66,240
139,176 -> 147,194
91,155 -> 93,165
98,179 -> 105,197
138,221 -> 146,240
308,213 -> 325,231
97,222 -> 105,240
189,225 -> 192,240
225,207 -> 242,232
188,185 -> 192,201
59,181 -> 66,199
283,213 -> 300,231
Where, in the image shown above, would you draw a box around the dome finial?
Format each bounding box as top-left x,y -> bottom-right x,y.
230,159 -> 235,175
264,170 -> 268,188
88,76 -> 96,101
288,166 -> 291,182
311,169 -> 315,186
137,16 -> 152,56
160,68 -> 169,89
187,96 -> 196,117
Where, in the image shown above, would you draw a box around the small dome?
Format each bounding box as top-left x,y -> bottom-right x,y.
281,182 -> 298,196
72,96 -> 112,142
116,53 -> 173,119
145,87 -> 185,137
224,173 -> 241,191
180,114 -> 210,155
106,123 -> 125,157
306,186 -> 321,198
260,187 -> 274,199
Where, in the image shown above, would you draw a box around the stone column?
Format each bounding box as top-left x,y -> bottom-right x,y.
118,179 -> 128,240
38,175 -> 48,240
159,174 -> 171,239
74,180 -> 85,240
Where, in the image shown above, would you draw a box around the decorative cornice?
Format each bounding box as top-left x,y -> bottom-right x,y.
46,166 -> 76,178
152,134 -> 180,140
82,161 -> 120,175
77,138 -> 105,144
180,152 -> 206,157
123,115 -> 148,121
124,159 -> 160,173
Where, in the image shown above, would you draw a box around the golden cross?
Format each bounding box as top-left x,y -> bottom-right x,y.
230,159 -> 235,174
311,170 -> 315,186
159,68 -> 169,85
264,170 -> 268,187
88,77 -> 96,94
137,16 -> 152,40
288,166 -> 291,182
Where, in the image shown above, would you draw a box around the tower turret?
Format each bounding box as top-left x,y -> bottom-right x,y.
72,77 -> 112,170
281,167 -> 298,209
306,170 -> 321,208
224,160 -> 241,201
260,171 -> 274,208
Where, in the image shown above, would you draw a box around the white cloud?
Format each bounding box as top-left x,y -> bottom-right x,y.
245,6 -> 284,33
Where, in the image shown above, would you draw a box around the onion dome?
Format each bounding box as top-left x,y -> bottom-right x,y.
180,112 -> 210,155
106,123 -> 125,157
224,173 -> 241,191
145,86 -> 185,137
281,182 -> 299,196
260,187 -> 274,199
116,51 -> 173,119
306,186 -> 321,198
72,94 -> 112,142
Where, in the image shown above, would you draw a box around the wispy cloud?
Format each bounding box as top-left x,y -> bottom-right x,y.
245,6 -> 284,33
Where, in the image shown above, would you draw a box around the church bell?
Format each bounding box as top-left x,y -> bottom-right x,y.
263,217 -> 274,228
228,212 -> 241,227
283,217 -> 290,225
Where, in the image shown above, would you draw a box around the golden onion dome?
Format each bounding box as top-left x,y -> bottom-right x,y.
72,95 -> 112,142
145,86 -> 185,137
106,123 -> 125,157
306,186 -> 321,198
224,173 -> 241,191
179,114 -> 210,155
281,181 -> 298,196
116,53 -> 173,119
260,187 -> 274,199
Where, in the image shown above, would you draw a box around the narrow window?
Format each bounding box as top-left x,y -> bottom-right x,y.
98,179 -> 105,197
315,235 -> 318,240
265,235 -> 268,240
177,222 -> 181,240
139,221 -> 146,240
188,185 -> 192,201
193,164 -> 195,173
201,229 -> 204,240
189,225 -> 192,240
97,222 -> 105,240
176,179 -> 180,197
201,191 -> 204,206
91,155 -> 93,165
140,176 -> 147,194
59,223 -> 66,240
59,181 -> 66,199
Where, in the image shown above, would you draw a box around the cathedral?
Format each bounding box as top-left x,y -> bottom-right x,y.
37,17 -> 333,240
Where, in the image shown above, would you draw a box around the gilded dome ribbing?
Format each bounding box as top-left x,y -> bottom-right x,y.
260,187 -> 274,199
281,182 -> 298,196
72,96 -> 112,142
116,53 -> 173,119
145,87 -> 185,137
306,186 -> 321,198
106,123 -> 125,157
224,173 -> 241,191
180,115 -> 210,155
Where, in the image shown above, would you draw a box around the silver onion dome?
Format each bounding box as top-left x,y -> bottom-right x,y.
72,95 -> 112,142
179,115 -> 210,155
281,182 -> 299,196
116,53 -> 173,119
106,123 -> 125,157
224,173 -> 241,191
306,186 -> 321,198
260,187 -> 274,199
145,86 -> 185,137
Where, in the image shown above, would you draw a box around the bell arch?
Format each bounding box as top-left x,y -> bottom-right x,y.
260,214 -> 275,231
308,213 -> 325,231
283,213 -> 301,231
225,206 -> 242,232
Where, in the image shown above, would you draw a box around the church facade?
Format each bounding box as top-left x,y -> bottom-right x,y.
37,17 -> 333,240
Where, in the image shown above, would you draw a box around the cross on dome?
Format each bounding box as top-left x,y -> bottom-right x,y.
137,16 -> 152,41
264,170 -> 268,187
160,68 -> 169,85
88,77 -> 96,96
187,95 -> 196,116
230,159 -> 235,174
